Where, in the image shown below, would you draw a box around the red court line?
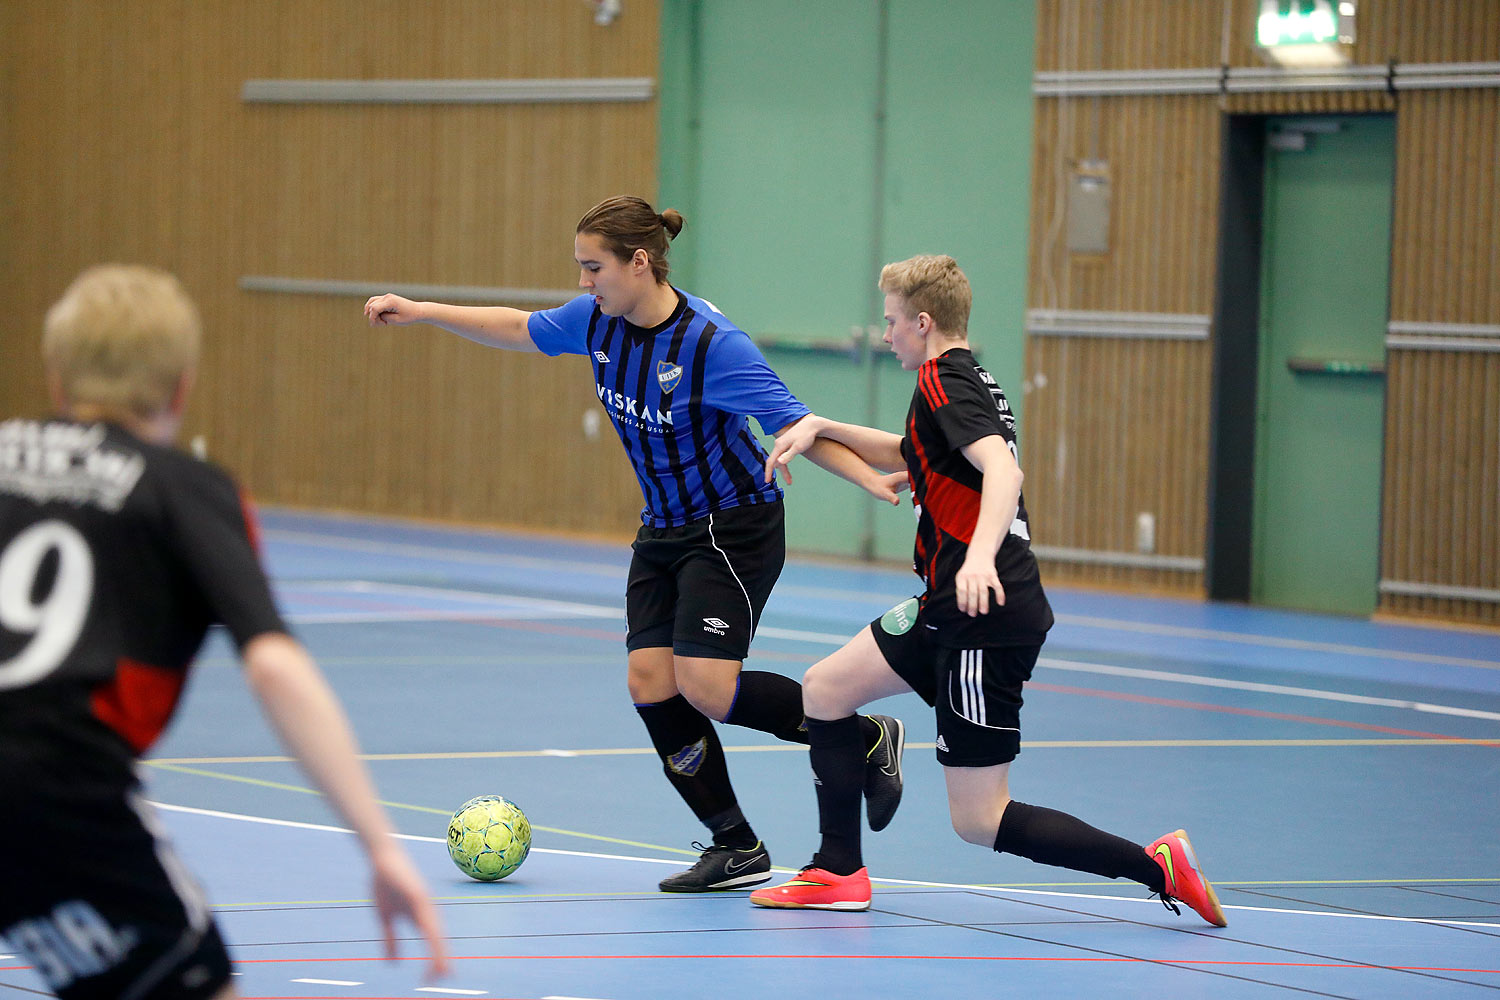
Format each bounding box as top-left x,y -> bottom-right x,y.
1027,681 -> 1499,743
221,954 -> 1500,974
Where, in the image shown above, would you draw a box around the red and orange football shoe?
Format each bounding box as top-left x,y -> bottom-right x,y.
750,865 -> 872,911
1148,829 -> 1228,927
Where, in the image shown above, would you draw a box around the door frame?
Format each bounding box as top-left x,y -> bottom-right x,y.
1207,113 -> 1268,602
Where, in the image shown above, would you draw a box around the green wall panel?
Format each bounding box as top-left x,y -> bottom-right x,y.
660,0 -> 1037,561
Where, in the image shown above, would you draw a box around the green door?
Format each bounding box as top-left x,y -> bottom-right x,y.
1252,115 -> 1394,615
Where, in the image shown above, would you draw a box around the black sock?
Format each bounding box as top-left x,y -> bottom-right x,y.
636,695 -> 756,846
722,670 -> 810,744
994,801 -> 1165,893
807,715 -> 865,876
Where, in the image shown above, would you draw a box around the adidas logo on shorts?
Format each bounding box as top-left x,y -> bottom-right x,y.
936,735 -> 950,753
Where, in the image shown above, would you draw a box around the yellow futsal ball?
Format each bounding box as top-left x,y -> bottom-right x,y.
446,795 -> 532,881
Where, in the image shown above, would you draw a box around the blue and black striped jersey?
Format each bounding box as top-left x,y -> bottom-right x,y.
529,290 -> 810,528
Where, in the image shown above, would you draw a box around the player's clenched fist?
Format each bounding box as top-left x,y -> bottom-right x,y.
365,293 -> 422,326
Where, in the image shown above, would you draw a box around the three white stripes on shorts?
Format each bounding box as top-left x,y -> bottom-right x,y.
959,649 -> 986,726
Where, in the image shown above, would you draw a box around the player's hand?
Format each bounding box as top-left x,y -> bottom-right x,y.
365,293 -> 422,326
764,416 -> 825,484
954,553 -> 1004,617
369,843 -> 451,981
864,470 -> 909,506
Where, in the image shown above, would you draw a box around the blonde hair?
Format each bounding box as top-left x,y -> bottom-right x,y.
42,264 -> 202,419
878,254 -> 971,338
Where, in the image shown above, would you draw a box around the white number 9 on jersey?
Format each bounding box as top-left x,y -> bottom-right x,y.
0,520 -> 94,690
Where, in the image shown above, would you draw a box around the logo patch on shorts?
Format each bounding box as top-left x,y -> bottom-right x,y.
879,598 -> 920,636
668,738 -> 708,776
703,617 -> 729,635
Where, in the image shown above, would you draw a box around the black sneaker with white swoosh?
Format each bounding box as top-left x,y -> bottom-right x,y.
863,714 -> 906,832
658,841 -> 772,892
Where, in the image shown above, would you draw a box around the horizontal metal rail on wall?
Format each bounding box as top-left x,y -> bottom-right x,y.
1380,580 -> 1500,604
1034,68 -> 1222,97
1386,321 -> 1500,354
1026,309 -> 1211,340
1031,545 -> 1204,572
242,78 -> 656,104
1394,62 -> 1500,90
1035,62 -> 1500,97
238,276 -> 576,306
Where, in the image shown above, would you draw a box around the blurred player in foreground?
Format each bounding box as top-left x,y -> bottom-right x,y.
0,265 -> 450,999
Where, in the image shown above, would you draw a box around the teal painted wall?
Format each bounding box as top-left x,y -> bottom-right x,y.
659,0 -> 1036,560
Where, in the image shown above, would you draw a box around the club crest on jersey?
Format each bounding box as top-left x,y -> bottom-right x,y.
656,361 -> 683,393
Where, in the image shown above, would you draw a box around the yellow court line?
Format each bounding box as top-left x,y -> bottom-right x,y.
143,763 -> 700,858
145,736 -> 1500,766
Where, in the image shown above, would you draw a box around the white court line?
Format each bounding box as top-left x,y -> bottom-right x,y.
147,802 -> 1500,929
292,979 -> 364,986
281,581 -> 1500,724
267,529 -> 625,578
1038,657 -> 1500,723
266,529 -> 1500,672
416,989 -> 486,996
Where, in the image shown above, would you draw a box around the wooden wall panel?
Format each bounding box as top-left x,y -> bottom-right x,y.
1029,95 -> 1223,313
1,1 -> 658,538
1028,4 -> 1222,595
1387,0 -> 1500,63
1382,85 -> 1500,626
1390,90 -> 1500,325
1035,0 -> 1222,72
1024,337 -> 1212,593
1031,0 -> 1500,623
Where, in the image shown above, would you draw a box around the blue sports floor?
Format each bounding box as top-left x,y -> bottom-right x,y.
4,509 -> 1499,999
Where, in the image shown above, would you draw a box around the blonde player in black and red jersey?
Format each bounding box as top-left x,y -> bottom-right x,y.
0,266 -> 449,999
748,255 -> 1227,926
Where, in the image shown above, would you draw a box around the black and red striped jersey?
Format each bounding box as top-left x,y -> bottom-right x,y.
901,348 -> 1053,648
0,418 -> 286,766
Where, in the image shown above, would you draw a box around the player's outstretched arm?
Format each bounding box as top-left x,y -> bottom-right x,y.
364,293 -> 539,352
766,415 -> 906,482
803,437 -> 908,506
243,633 -> 451,980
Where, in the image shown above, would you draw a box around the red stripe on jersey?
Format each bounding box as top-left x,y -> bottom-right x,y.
91,658 -> 187,754
922,469 -> 980,545
919,360 -> 950,408
916,361 -> 942,410
239,490 -> 263,555
906,407 -> 943,585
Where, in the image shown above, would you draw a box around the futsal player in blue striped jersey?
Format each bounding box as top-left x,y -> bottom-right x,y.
365,196 -> 909,891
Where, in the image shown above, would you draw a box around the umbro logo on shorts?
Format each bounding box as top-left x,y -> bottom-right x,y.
593,351 -> 610,364
702,617 -> 729,635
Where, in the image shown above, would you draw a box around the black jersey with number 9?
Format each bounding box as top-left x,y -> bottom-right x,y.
0,418 -> 286,765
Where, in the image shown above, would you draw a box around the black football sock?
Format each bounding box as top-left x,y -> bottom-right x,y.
994,801 -> 1166,893
722,670 -> 810,744
807,715 -> 865,876
636,695 -> 755,845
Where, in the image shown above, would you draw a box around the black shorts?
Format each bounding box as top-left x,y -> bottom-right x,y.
626,500 -> 785,661
0,772 -> 231,1000
870,597 -> 1041,767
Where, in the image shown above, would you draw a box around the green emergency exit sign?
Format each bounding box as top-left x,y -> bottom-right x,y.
1256,0 -> 1355,50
